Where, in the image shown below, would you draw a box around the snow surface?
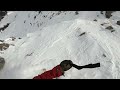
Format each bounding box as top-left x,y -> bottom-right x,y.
0,11 -> 120,79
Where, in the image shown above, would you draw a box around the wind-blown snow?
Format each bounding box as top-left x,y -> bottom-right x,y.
0,11 -> 120,79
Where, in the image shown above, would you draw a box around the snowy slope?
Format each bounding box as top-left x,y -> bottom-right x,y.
0,11 -> 105,39
0,11 -> 120,79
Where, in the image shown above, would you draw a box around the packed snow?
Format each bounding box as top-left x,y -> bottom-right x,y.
0,11 -> 120,79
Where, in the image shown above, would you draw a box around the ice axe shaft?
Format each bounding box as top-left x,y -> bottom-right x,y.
72,63 -> 100,70
81,63 -> 100,68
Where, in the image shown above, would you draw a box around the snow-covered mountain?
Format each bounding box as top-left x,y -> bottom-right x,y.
0,11 -> 120,79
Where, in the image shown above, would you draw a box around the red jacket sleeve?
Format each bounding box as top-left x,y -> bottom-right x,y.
33,65 -> 63,79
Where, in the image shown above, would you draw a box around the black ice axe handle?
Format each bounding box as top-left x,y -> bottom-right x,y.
72,63 -> 100,70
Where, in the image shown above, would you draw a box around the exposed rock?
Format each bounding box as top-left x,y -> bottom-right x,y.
111,30 -> 115,32
79,32 -> 86,36
0,56 -> 5,70
0,23 -> 10,32
0,40 -> 4,42
101,23 -> 109,26
0,11 -> 7,21
75,11 -> 79,15
93,19 -> 97,21
105,26 -> 115,32
116,21 -> 120,25
103,54 -> 106,57
0,43 -> 9,51
105,11 -> 115,18
10,37 -> 16,41
105,26 -> 113,30
100,11 -> 104,14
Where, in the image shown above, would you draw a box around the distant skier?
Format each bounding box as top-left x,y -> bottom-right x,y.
33,60 -> 100,79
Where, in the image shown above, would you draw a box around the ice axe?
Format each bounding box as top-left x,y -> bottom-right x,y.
72,63 -> 100,70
